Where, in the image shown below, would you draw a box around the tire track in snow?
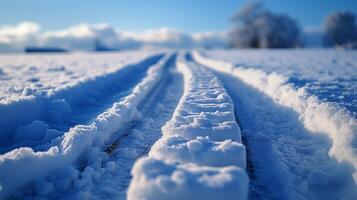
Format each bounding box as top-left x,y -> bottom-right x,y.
194,54 -> 357,200
127,53 -> 248,200
235,114 -> 263,199
1,53 -> 164,154
34,54 -> 184,199
185,53 -> 266,198
0,53 -> 170,199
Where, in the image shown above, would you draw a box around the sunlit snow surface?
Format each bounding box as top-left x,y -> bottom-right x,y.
195,50 -> 357,199
0,50 -> 163,150
203,49 -> 357,118
0,51 -> 157,104
0,49 -> 356,200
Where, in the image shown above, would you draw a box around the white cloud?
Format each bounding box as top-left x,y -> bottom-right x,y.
0,22 -> 40,42
0,22 -> 40,51
0,22 -> 229,52
192,31 -> 229,48
127,28 -> 194,48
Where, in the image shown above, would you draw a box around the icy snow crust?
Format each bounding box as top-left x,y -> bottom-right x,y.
194,51 -> 357,199
0,51 -> 163,150
127,53 -> 248,200
0,53 -> 171,199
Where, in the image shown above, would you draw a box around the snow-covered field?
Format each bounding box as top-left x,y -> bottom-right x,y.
0,49 -> 356,199
201,49 -> 357,119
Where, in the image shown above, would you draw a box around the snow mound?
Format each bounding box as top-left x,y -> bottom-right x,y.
128,53 -> 247,199
0,54 -> 172,199
150,135 -> 245,167
161,57 -> 242,142
128,157 -> 248,200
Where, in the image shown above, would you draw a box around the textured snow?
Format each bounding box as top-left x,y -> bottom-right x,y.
201,49 -> 357,118
48,64 -> 183,199
128,53 -> 248,200
0,53 -> 171,199
194,50 -> 357,199
150,135 -> 245,168
128,157 -> 248,200
0,50 -> 163,149
0,49 -> 355,200
0,51 -> 156,103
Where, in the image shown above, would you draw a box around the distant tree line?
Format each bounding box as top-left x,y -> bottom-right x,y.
323,11 -> 357,48
230,2 -> 357,48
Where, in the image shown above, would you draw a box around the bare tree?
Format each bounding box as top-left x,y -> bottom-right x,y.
230,2 -> 301,48
323,11 -> 357,48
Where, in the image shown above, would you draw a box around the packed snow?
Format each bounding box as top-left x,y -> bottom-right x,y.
128,53 -> 248,200
0,49 -> 356,200
194,50 -> 357,199
129,158 -> 248,200
0,50 -> 162,151
0,53 -> 170,199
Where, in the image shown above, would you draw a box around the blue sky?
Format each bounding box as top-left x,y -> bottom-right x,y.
0,0 -> 356,32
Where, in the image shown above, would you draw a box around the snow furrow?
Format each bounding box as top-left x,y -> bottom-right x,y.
0,53 -> 171,199
127,53 -> 248,200
193,51 -> 357,199
0,53 -> 164,153
193,50 -> 357,177
53,54 -> 184,199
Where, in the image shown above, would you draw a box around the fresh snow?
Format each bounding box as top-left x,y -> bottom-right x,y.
0,51 -> 159,104
17,54 -> 185,199
0,50 -> 162,151
0,52 -> 170,199
0,49 -> 356,200
200,49 -> 357,118
193,50 -> 357,199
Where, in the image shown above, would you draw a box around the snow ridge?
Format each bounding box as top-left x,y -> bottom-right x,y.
193,51 -> 357,184
127,53 -> 248,200
0,52 -> 163,148
0,53 -> 172,199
